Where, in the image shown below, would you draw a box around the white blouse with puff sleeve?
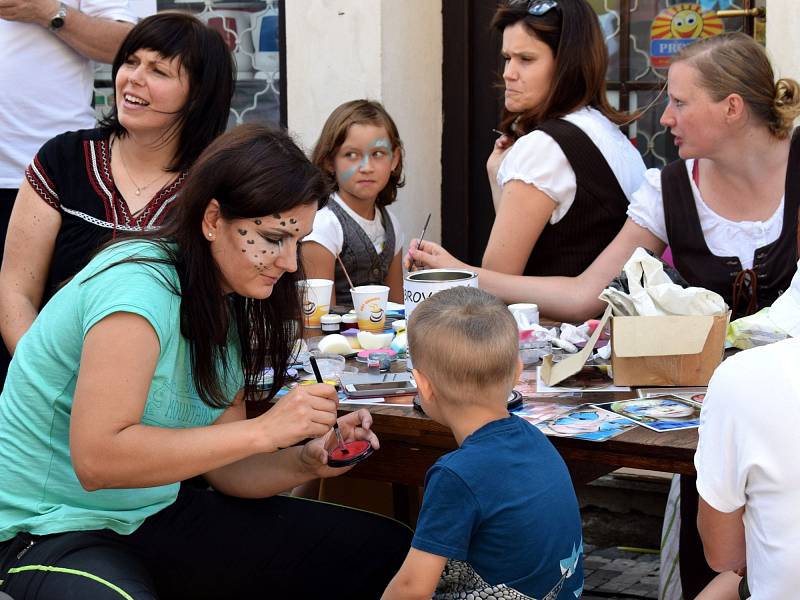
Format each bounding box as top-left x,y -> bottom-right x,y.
496,106 -> 646,224
627,161 -> 783,270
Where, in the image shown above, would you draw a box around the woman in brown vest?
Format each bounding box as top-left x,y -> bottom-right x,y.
481,0 -> 645,279
412,33 -> 800,325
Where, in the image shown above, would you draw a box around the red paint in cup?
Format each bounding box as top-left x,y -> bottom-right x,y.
328,440 -> 374,468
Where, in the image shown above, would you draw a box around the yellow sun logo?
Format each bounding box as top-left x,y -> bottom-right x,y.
650,3 -> 724,68
652,3 -> 724,40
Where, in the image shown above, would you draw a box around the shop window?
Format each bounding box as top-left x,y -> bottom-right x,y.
94,0 -> 284,129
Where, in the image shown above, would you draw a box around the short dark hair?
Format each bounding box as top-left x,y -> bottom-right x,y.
492,0 -> 628,137
99,125 -> 330,408
408,286 -> 519,405
100,12 -> 235,172
311,99 -> 405,207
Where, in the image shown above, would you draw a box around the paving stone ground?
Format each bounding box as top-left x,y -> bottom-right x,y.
582,545 -> 660,599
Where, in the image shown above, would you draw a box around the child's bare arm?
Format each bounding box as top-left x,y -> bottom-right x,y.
382,547 -> 447,600
301,241 -> 337,306
385,250 -> 404,304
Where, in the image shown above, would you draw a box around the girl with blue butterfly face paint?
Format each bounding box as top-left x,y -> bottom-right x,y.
303,100 -> 406,307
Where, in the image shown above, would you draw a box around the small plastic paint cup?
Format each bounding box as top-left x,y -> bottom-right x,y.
328,439 -> 374,468
350,285 -> 389,333
508,303 -> 540,329
367,350 -> 392,373
341,313 -> 359,330
298,279 -> 333,328
320,314 -> 342,334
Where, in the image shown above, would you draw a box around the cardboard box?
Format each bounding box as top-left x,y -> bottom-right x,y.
610,313 -> 728,386
540,306 -> 729,389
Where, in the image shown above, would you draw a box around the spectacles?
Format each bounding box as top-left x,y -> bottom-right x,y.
509,0 -> 559,17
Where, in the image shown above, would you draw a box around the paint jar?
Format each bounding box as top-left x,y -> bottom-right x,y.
508,303 -> 540,329
404,269 -> 479,320
341,314 -> 359,330
320,314 -> 342,334
367,350 -> 392,373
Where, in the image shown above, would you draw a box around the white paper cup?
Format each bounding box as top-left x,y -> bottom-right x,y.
299,279 -> 333,328
351,285 -> 390,332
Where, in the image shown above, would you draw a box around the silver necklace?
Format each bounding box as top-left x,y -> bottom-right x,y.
114,137 -> 169,197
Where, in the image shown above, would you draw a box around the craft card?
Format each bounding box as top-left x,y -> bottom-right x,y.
592,395 -> 702,432
534,405 -> 637,442
515,369 -> 582,399
637,387 -> 707,405
512,400 -> 576,426
339,394 -> 416,408
536,366 -> 630,393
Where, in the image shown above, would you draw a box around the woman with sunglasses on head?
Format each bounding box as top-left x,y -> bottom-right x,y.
481,0 -> 645,279
0,13 -> 234,384
0,124 -> 412,599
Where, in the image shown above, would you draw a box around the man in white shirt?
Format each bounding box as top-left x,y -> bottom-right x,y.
0,0 -> 135,383
695,331 -> 800,599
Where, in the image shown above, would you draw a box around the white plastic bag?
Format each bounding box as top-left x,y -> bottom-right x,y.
599,247 -> 728,317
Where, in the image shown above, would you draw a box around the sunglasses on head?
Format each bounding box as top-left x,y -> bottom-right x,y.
509,0 -> 559,17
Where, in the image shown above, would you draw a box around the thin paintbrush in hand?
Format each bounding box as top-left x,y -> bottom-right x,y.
408,212 -> 432,271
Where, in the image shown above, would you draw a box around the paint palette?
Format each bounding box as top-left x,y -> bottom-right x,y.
355,349 -> 398,363
328,439 -> 374,468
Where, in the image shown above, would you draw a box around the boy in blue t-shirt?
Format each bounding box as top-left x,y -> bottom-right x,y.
382,286 -> 583,600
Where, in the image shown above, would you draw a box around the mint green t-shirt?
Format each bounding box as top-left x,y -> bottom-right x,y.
0,240 -> 243,542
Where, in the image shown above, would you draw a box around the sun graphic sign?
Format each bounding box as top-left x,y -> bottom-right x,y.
650,3 -> 724,69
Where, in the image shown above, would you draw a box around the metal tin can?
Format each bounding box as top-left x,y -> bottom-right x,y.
403,269 -> 479,320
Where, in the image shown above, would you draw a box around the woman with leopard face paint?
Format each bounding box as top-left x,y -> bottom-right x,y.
0,125 -> 412,599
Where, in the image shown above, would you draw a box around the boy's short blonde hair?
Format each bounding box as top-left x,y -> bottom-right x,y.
408,286 -> 519,405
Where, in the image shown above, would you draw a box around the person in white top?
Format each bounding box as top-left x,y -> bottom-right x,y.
481,0 -> 645,279
409,32 -> 800,323
0,0 -> 135,189
694,334 -> 800,600
303,100 -> 406,306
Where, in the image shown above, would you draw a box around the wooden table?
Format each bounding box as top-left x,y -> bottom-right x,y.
252,350 -> 698,523
332,359 -> 698,523
339,396 -> 697,489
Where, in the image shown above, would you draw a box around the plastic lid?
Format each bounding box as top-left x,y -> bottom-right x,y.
320,314 -> 342,324
341,314 -> 358,324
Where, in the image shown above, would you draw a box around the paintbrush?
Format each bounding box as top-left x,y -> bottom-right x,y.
336,254 -> 355,291
309,355 -> 347,453
408,212 -> 432,271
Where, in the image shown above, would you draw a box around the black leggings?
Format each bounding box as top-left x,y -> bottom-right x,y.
0,484 -> 412,599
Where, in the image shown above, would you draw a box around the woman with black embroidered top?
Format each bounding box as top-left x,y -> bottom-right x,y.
410,33 -> 800,325
482,0 -> 645,278
0,13 -> 234,359
302,100 -> 405,306
0,125 -> 411,599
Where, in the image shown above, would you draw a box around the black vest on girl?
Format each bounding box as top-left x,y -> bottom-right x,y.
522,119 -> 630,277
327,199 -> 396,306
662,129 -> 800,319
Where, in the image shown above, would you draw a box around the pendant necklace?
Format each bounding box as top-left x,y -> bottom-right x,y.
115,137 -> 168,197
